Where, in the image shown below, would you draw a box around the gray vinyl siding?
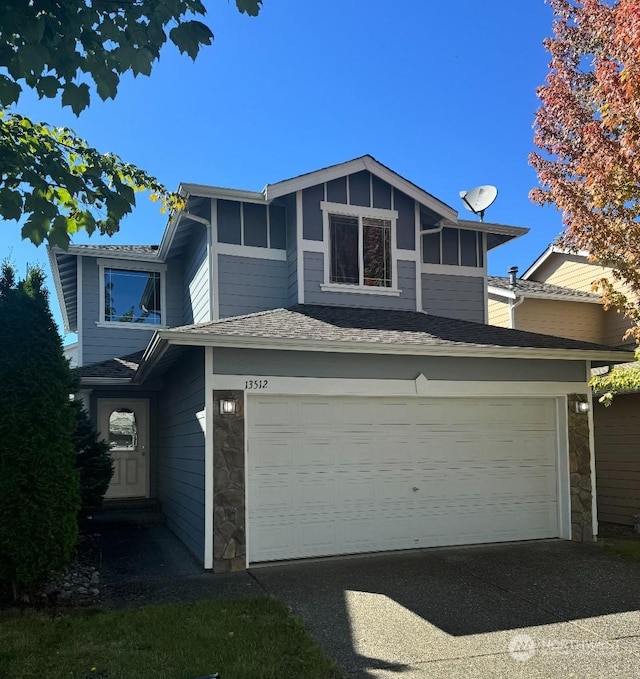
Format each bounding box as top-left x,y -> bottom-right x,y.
218,254 -> 289,318
81,257 -> 155,365
182,228 -> 210,325
285,193 -> 298,305
422,273 -> 485,323
157,348 -> 205,562
212,348 -> 587,383
303,251 -> 416,311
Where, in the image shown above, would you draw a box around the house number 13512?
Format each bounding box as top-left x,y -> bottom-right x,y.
245,379 -> 268,390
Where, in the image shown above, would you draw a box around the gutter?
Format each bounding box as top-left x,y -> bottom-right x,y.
145,330 -> 633,363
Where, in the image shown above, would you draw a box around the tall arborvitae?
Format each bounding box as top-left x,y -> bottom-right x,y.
0,263 -> 79,592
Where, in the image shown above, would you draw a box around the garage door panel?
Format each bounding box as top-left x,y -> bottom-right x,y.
248,395 -> 560,563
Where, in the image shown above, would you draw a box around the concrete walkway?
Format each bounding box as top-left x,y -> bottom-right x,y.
93,505 -> 261,609
253,541 -> 640,678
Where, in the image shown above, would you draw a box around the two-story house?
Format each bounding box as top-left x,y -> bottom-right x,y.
488,247 -> 640,529
50,156 -> 631,572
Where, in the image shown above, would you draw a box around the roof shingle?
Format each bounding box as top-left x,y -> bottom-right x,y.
488,276 -> 599,301
79,351 -> 143,379
168,304 -> 622,353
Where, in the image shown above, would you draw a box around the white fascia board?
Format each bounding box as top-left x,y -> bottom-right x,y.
158,331 -> 633,363
487,285 -> 601,304
158,209 -> 182,260
521,246 -> 591,280
178,183 -> 265,204
452,220 -> 530,239
47,246 -> 73,334
264,155 -> 457,222
59,245 -> 162,263
520,245 -> 556,280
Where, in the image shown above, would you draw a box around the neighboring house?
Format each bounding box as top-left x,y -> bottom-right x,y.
49,156 -> 631,571
488,247 -> 640,528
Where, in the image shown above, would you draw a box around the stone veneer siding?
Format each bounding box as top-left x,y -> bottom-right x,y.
568,394 -> 595,542
212,390 -> 246,573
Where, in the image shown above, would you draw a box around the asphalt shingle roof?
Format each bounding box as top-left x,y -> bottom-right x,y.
71,245 -> 159,254
79,351 -> 143,379
488,276 -> 599,301
169,304 -> 622,353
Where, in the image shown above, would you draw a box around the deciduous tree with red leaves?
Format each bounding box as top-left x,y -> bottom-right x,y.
530,0 -> 640,342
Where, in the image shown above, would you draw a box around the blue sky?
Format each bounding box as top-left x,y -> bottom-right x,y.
2,0 -> 563,343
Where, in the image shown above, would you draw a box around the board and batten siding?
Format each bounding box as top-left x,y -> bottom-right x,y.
217,254 -> 289,318
303,251 -> 416,310
594,395 -> 640,526
422,273 -> 485,323
301,171 -> 416,251
285,193 -> 298,305
181,227 -> 210,325
488,295 -> 510,328
157,348 -> 206,562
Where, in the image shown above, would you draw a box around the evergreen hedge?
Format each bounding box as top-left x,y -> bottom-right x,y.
72,400 -> 114,517
0,264 -> 79,588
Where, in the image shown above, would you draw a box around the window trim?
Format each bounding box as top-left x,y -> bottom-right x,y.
320,201 -> 400,294
97,258 -> 167,328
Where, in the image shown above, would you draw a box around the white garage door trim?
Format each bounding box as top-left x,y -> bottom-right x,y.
244,386 -> 573,565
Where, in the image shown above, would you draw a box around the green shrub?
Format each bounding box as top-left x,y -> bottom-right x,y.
0,264 -> 79,589
72,400 -> 114,517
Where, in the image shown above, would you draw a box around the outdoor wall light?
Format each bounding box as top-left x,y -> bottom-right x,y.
219,398 -> 237,416
574,400 -> 590,414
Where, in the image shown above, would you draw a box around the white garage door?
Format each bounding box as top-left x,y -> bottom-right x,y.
247,395 -> 559,563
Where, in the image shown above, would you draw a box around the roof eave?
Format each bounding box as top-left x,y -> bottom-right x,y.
47,245 -> 73,334
487,286 -> 602,304
151,330 -> 632,363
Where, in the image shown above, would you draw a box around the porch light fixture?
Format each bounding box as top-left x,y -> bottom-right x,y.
220,398 -> 237,416
574,400 -> 590,414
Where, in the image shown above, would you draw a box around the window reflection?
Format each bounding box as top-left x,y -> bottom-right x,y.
109,408 -> 138,450
104,268 -> 162,324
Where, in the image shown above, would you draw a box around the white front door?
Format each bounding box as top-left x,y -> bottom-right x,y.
98,398 -> 149,499
247,395 -> 560,563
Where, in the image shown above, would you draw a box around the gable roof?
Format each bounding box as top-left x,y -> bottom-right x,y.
521,245 -> 590,280
134,305 -> 630,382
487,276 -> 601,303
263,155 -> 458,221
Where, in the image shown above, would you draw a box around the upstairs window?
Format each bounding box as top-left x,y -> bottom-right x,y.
319,196 -> 400,298
329,215 -> 392,288
99,260 -> 166,326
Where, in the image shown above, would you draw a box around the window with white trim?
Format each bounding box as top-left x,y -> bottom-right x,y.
329,214 -> 392,287
321,201 -> 399,294
98,259 -> 167,326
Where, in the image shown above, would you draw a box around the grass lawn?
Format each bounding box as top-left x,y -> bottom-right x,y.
0,597 -> 342,679
601,538 -> 640,562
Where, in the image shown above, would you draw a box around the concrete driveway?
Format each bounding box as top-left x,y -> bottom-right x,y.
253,541 -> 640,678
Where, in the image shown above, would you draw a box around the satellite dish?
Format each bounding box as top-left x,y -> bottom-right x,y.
459,185 -> 498,222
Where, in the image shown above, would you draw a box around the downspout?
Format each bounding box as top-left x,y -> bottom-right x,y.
507,266 -> 523,329
509,295 -> 525,329
182,211 -> 214,323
